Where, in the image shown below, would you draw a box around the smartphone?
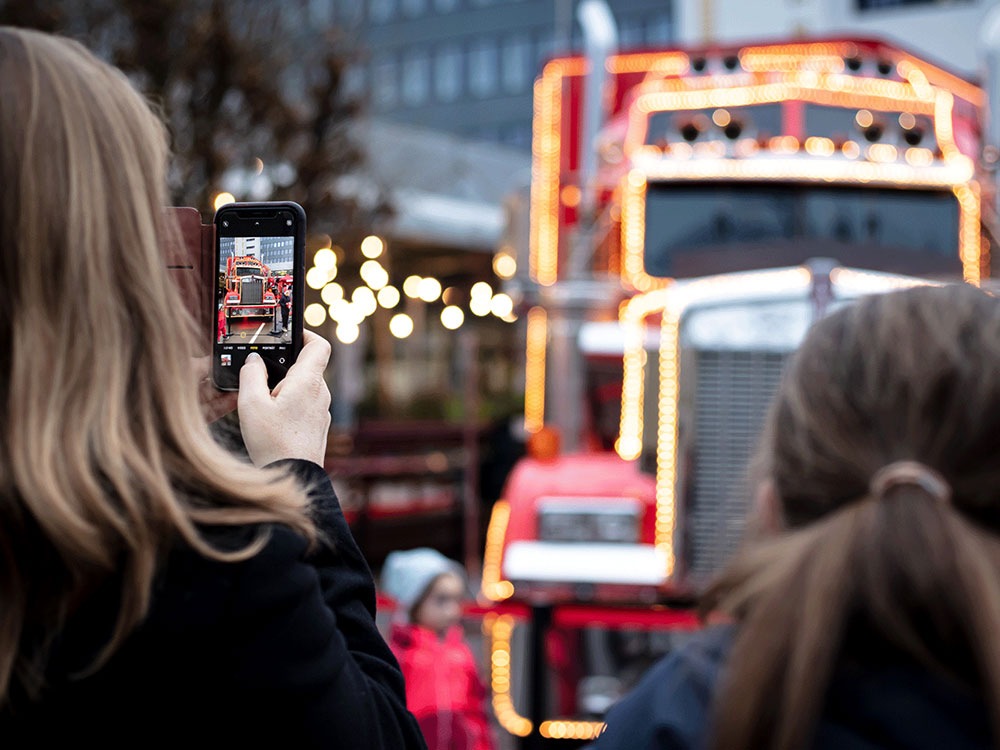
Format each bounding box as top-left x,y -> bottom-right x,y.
212,201 -> 306,391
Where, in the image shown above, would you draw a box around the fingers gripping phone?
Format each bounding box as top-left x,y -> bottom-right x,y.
212,201 -> 306,391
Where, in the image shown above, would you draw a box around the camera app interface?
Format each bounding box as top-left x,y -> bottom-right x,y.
215,235 -> 294,371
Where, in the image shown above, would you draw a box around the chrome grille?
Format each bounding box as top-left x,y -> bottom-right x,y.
241,279 -> 264,305
686,349 -> 788,580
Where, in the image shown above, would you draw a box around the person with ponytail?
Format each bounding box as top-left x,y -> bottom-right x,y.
0,27 -> 425,748
589,282 -> 1000,750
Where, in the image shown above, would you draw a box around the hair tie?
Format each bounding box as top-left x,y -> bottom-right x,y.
869,461 -> 951,504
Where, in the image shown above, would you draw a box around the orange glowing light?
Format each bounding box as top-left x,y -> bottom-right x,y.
527,426 -> 561,460
488,614 -> 606,740
481,501 -> 515,602
561,184 -> 581,208
524,307 -> 548,433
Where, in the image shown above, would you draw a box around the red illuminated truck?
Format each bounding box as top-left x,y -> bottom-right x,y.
223,254 -> 278,320
481,27 -> 991,746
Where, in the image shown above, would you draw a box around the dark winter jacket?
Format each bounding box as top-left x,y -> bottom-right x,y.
587,624 -> 991,750
0,460 -> 428,750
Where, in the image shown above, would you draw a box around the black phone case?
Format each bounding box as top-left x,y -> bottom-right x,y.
211,201 -> 306,391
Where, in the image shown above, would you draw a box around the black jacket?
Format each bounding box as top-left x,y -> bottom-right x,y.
587,624 -> 992,750
1,460 -> 428,749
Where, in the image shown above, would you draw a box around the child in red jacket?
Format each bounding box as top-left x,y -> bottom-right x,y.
381,548 -> 497,750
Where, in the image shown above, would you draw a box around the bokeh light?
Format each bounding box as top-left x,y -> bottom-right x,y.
403,275 -> 423,298
314,248 -> 337,271
303,303 -> 326,327
441,306 -> 465,330
493,252 -> 517,279
330,298 -> 365,325
378,286 -> 401,308
336,321 -> 360,344
306,267 -> 328,290
360,260 -> 389,290
389,313 -> 414,338
361,235 -> 385,259
352,286 -> 378,317
320,282 -> 344,305
417,277 -> 442,302
490,293 -> 514,318
213,192 -> 235,210
471,281 -> 493,300
470,293 -> 491,316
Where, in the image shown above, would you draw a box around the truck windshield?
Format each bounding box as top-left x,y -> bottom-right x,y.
235,266 -> 258,277
643,182 -> 961,279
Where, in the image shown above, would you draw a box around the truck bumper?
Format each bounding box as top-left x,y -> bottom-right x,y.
503,541 -> 669,586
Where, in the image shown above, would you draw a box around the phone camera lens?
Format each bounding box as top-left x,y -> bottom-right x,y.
254,221 -> 260,226
222,220 -> 229,228
286,219 -> 293,226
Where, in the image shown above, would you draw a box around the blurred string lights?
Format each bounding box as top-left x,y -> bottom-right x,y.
303,235 -> 519,344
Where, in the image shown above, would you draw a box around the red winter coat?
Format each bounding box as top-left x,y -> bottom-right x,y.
390,623 -> 497,750
217,306 -> 227,342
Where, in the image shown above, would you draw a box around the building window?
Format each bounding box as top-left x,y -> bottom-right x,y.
469,38 -> 497,98
370,0 -> 397,23
502,34 -> 532,94
373,57 -> 398,109
857,0 -> 942,7
342,64 -> 367,100
435,43 -> 463,102
646,13 -> 672,45
401,0 -> 426,17
474,125 -> 500,142
536,31 -> 558,69
619,17 -> 644,49
501,123 -> 531,149
402,49 -> 430,105
336,2 -> 364,25
308,0 -> 332,26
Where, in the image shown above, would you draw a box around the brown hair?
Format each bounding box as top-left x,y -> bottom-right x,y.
0,27 -> 315,703
703,283 -> 1000,749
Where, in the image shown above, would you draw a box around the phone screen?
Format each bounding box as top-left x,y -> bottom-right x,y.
212,201 -> 305,391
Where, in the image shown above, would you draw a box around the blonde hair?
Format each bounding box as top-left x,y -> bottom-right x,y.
0,27 -> 316,703
704,283 -> 1000,749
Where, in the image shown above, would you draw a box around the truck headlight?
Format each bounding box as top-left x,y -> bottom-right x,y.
537,498 -> 641,544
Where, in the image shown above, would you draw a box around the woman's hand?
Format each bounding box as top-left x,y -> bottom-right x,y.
237,331 -> 333,467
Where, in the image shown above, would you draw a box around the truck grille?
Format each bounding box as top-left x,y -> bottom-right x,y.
685,349 -> 788,581
241,279 -> 264,306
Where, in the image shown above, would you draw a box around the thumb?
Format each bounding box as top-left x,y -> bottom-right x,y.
238,353 -> 270,405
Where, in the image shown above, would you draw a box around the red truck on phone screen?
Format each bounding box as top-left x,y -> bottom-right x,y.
223,254 -> 278,320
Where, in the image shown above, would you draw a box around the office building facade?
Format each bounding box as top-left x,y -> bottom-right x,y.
327,0 -> 674,149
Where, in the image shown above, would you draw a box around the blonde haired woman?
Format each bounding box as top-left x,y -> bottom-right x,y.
0,27 -> 425,748
590,283 -> 1000,750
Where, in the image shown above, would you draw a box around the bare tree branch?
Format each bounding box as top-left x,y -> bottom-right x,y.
0,0 -> 380,239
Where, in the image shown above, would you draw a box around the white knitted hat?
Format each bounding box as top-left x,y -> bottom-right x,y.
380,547 -> 466,618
